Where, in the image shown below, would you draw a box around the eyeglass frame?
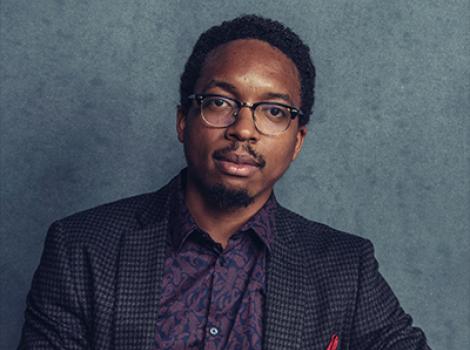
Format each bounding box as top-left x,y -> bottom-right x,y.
187,93 -> 303,135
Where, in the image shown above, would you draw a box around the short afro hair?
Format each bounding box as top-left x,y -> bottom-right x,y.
179,15 -> 316,126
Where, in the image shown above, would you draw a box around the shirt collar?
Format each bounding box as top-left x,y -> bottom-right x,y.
169,169 -> 277,252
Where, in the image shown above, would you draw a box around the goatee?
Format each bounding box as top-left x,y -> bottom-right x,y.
185,141 -> 264,210
198,182 -> 255,210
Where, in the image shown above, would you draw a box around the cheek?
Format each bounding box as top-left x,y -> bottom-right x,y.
184,122 -> 221,165
263,138 -> 297,174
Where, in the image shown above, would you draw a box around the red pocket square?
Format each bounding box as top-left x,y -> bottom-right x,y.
326,334 -> 339,350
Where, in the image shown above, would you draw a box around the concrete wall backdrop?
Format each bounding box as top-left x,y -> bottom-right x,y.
1,0 -> 468,348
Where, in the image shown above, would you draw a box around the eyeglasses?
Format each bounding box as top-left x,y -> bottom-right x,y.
187,94 -> 303,136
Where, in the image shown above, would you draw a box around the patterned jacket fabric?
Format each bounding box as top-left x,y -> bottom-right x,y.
18,173 -> 431,349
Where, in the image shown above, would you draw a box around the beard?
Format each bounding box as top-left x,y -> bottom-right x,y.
192,175 -> 255,210
184,141 -> 265,210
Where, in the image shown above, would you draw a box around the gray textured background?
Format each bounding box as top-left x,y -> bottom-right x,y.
1,0 -> 469,348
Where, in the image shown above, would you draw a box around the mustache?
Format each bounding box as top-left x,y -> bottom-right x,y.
213,142 -> 266,169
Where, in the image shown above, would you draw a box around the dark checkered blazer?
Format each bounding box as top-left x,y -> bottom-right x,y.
19,175 -> 430,349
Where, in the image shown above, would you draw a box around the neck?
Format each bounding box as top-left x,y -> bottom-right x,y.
184,176 -> 272,248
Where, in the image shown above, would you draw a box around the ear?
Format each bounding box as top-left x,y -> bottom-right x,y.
176,106 -> 186,144
292,125 -> 307,161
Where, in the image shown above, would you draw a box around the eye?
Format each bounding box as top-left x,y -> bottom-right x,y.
204,97 -> 231,109
213,99 -> 225,107
259,104 -> 289,119
268,107 -> 282,116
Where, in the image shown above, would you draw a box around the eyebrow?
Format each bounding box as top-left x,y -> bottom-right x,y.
201,79 -> 294,104
261,92 -> 292,104
202,80 -> 238,95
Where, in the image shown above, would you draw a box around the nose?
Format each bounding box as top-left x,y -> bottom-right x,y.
225,106 -> 260,142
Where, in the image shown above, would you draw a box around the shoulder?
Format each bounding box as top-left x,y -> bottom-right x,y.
275,205 -> 377,299
275,205 -> 372,263
49,180 -> 173,251
57,190 -> 158,230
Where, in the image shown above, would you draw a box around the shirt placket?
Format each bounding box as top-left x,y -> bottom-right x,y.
204,241 -> 238,350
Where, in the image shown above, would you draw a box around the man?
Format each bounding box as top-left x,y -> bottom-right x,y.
19,15 -> 430,349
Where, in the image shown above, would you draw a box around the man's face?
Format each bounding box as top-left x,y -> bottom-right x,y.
177,39 -> 307,208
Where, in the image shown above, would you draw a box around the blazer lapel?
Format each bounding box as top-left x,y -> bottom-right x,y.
264,209 -> 307,350
114,223 -> 168,350
113,181 -> 174,350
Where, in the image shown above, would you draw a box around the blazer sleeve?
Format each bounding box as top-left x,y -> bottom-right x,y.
18,222 -> 89,349
349,240 -> 431,350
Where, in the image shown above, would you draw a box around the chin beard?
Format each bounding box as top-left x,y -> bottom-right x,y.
197,181 -> 255,210
206,184 -> 254,210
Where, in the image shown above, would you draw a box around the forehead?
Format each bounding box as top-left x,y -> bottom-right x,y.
196,39 -> 301,104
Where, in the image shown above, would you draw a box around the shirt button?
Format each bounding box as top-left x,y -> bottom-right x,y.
209,327 -> 219,336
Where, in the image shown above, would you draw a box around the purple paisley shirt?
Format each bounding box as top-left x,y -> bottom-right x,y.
154,175 -> 276,349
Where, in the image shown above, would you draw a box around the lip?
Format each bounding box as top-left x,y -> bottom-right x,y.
213,153 -> 260,177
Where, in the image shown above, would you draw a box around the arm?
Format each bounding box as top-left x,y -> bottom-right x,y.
349,240 -> 431,350
18,222 -> 89,349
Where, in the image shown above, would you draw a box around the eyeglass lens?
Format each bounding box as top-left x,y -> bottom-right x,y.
200,96 -> 291,134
